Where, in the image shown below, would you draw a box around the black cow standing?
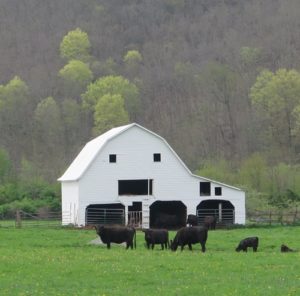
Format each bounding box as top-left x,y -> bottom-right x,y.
235,237 -> 259,252
154,213 -> 178,228
143,229 -> 169,250
186,214 -> 198,226
95,225 -> 136,249
203,215 -> 217,230
170,226 -> 208,252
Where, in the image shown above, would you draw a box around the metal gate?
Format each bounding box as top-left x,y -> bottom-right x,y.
128,211 -> 142,228
196,208 -> 235,225
86,208 -> 125,225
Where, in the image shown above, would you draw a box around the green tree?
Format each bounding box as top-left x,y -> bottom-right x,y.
82,75 -> 140,119
93,94 -> 129,135
123,50 -> 142,80
33,97 -> 64,180
60,28 -> 91,62
0,76 -> 32,169
0,148 -> 11,183
250,69 -> 300,160
58,59 -> 93,97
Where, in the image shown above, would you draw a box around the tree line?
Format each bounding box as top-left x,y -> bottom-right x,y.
1,0 -> 300,215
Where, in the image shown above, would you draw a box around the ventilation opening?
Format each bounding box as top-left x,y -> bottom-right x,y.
150,201 -> 186,229
118,179 -> 153,195
85,203 -> 125,225
197,200 -> 234,225
200,182 -> 211,196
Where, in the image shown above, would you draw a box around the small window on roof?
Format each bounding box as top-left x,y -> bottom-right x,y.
153,153 -> 161,162
215,187 -> 222,196
109,154 -> 116,163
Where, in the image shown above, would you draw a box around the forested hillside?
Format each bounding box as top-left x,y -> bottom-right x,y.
1,0 -> 300,213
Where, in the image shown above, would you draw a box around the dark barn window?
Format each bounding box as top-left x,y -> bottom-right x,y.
119,179 -> 153,195
215,187 -> 222,196
153,153 -> 161,162
200,182 -> 211,196
109,154 -> 116,163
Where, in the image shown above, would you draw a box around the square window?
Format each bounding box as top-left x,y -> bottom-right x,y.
215,187 -> 222,196
200,182 -> 211,196
153,153 -> 161,162
109,154 -> 116,163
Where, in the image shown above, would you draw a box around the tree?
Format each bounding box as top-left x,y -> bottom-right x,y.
33,97 -> 64,180
82,75 -> 140,119
250,69 -> 300,160
93,94 -> 129,135
0,76 -> 32,169
0,148 -> 11,183
60,28 -> 91,62
123,50 -> 143,80
58,59 -> 93,98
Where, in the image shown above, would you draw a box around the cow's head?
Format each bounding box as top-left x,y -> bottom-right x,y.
170,239 -> 178,251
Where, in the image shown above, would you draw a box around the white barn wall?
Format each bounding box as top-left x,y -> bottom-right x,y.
59,123 -> 246,226
61,182 -> 79,225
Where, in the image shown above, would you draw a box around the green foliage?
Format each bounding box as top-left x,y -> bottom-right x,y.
58,60 -> 93,96
0,148 -> 11,183
82,75 -> 140,119
60,28 -> 91,62
240,46 -> 262,67
0,179 -> 60,216
239,153 -> 269,192
93,94 -> 129,134
123,50 -> 143,64
34,97 -> 62,136
250,69 -> 300,157
195,158 -> 235,185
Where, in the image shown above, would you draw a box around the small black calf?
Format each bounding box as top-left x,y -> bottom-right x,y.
235,237 -> 259,252
281,244 -> 294,252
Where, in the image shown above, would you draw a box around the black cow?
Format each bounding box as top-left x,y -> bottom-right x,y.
186,214 -> 198,226
281,244 -> 294,252
95,225 -> 136,249
143,229 -> 169,250
170,226 -> 208,252
204,215 -> 217,230
235,237 -> 259,252
154,213 -> 178,228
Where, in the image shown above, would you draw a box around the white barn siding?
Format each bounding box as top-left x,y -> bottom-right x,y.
59,123 -> 246,226
61,182 -> 79,225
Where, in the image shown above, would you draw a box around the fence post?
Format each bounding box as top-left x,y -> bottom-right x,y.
16,210 -> 22,228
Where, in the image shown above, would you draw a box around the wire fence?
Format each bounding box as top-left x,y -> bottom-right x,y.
0,208 -> 300,228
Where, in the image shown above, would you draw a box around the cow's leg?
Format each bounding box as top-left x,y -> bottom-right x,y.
200,242 -> 206,253
243,248 -> 247,252
161,243 -> 164,250
188,243 -> 192,251
181,244 -> 185,251
107,242 -> 111,249
253,246 -> 257,252
151,243 -> 155,250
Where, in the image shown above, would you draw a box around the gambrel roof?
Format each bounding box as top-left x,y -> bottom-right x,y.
58,123 -> 242,191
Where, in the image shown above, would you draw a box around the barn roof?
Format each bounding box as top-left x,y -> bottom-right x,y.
58,123 -> 135,181
58,123 -> 242,191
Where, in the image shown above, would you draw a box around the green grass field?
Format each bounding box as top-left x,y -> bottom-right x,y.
0,226 -> 299,296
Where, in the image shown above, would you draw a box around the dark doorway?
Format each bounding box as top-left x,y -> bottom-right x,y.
150,201 -> 186,229
197,200 -> 234,225
118,179 -> 152,195
86,203 -> 125,225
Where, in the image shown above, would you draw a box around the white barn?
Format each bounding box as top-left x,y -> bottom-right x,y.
58,123 -> 245,228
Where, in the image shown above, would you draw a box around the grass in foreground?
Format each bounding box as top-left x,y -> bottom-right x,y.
0,226 -> 299,295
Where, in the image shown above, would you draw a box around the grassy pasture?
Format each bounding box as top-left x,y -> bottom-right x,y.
0,227 -> 299,296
